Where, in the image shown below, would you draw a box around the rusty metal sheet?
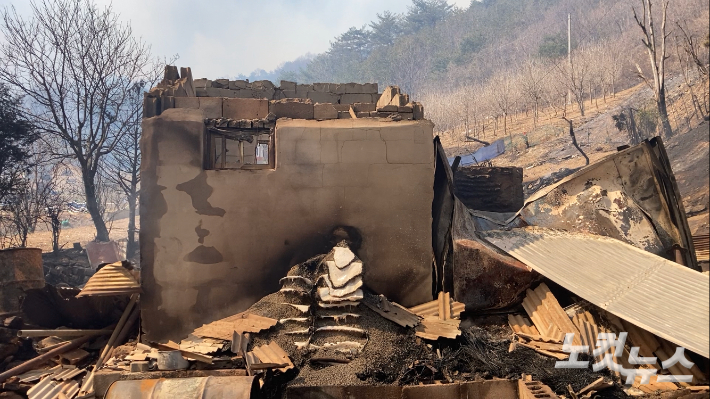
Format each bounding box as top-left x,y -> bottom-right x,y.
513,139 -> 697,270
105,376 -> 258,399
452,199 -> 541,311
361,294 -> 420,328
193,312 -> 277,340
76,261 -> 141,297
453,166 -> 523,212
480,227 -> 710,358
85,241 -> 122,270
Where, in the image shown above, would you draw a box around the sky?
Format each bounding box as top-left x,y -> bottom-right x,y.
0,0 -> 471,79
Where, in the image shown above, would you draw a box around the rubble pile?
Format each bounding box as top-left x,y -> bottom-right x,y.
42,248 -> 94,288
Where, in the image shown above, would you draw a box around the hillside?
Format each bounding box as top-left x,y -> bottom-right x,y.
443,71 -> 710,235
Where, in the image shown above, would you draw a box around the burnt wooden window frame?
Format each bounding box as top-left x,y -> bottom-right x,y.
204,127 -> 275,170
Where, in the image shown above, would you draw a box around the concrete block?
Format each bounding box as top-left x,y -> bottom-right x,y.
385,140 -> 433,164
412,102 -> 424,120
363,83 -> 378,93
229,80 -> 249,89
341,140 -> 387,164
273,90 -> 286,100
398,105 -> 413,113
195,88 -> 208,97
340,83 -> 366,94
353,103 -> 376,112
338,111 -> 352,119
378,104 -> 399,112
130,361 -> 150,372
205,87 -> 235,97
323,163 -> 371,187
333,104 -> 351,112
199,97 -> 223,118
143,97 -> 158,118
212,79 -> 229,88
270,99 -> 314,119
296,84 -> 312,97
314,103 -> 338,120
341,93 -> 373,104
174,97 -> 200,109
280,80 -> 296,91
392,93 -> 409,106
252,80 -> 275,90
308,91 -> 340,104
251,88 -> 275,100
377,86 -> 400,109
160,95 -> 174,114
233,89 -> 255,98
282,90 -> 297,98
223,98 -> 269,120
312,83 -> 330,92
356,111 -> 370,118
193,78 -> 211,89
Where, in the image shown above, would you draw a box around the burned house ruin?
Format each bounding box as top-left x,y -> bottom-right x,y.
140,67 -> 435,343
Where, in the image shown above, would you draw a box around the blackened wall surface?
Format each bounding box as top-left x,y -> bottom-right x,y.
140,108 -> 435,342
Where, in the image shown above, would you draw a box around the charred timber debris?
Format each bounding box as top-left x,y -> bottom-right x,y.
0,66 -> 708,399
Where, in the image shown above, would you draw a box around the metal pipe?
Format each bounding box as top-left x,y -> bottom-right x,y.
18,329 -> 113,338
105,376 -> 258,399
0,335 -> 92,383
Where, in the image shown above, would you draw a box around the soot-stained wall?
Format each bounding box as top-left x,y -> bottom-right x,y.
140,108 -> 435,342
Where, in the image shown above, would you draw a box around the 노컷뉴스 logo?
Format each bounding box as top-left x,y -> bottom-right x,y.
554,332 -> 695,384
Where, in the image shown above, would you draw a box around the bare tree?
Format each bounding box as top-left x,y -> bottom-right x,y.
102,82 -> 148,259
0,0 -> 155,242
675,22 -> 709,119
518,59 -> 548,127
487,71 -> 518,140
633,0 -> 673,138
562,117 -> 589,165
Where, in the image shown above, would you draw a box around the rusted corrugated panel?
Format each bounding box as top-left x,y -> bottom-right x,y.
480,227 -> 710,358
453,166 -> 523,212
105,376 -> 258,399
51,366 -> 85,381
27,377 -> 79,399
76,262 -> 141,297
193,312 -> 277,340
693,234 -> 709,262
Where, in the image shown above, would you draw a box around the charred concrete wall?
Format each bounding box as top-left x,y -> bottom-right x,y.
140,108 -> 435,342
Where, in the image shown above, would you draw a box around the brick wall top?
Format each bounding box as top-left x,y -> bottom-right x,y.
144,65 -> 425,123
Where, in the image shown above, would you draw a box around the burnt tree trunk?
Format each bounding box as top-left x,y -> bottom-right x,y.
563,117 -> 589,165
81,166 -> 110,242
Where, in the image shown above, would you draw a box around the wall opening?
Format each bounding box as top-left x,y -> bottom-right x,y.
205,128 -> 275,170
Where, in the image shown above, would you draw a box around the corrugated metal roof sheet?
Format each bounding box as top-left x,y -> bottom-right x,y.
77,261 -> 141,297
27,377 -> 79,399
480,227 -> 709,358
